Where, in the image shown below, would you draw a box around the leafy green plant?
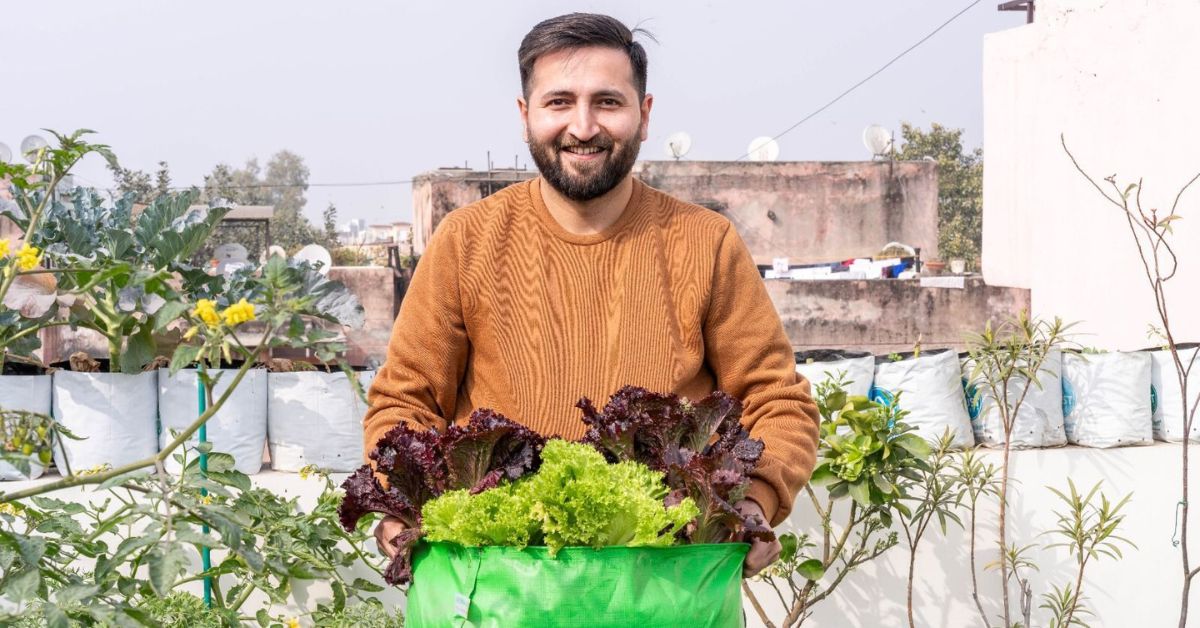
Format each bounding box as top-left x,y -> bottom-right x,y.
966,312 -> 1071,626
898,430 -> 963,628
28,187 -> 229,373
1039,480 -> 1135,628
953,447 -> 1002,626
422,440 -> 699,554
0,129 -> 114,371
1064,137 -> 1199,627
744,374 -> 933,627
0,460 -> 389,627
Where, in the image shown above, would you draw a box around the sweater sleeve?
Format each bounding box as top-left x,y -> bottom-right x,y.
362,216 -> 469,456
703,223 -> 820,526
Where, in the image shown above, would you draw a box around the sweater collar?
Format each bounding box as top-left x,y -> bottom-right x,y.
528,177 -> 647,245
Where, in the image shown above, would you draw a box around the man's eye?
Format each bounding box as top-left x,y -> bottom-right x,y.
600,99 -> 621,106
547,99 -> 569,107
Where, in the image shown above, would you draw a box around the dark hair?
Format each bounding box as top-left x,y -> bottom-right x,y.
518,13 -> 654,99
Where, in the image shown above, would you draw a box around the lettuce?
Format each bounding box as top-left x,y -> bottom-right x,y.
420,441 -> 699,556
578,386 -> 774,545
337,409 -> 546,584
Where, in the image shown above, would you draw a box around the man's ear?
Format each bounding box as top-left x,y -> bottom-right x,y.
639,93 -> 654,142
517,96 -> 530,143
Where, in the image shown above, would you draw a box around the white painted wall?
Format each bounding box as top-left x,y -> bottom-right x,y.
982,0 -> 1200,349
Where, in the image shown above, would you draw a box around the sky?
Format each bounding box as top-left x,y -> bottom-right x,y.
2,1 -> 1027,225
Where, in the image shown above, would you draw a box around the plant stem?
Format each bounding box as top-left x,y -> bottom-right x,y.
742,582 -> 777,628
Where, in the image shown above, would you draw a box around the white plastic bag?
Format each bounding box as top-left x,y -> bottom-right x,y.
52,370 -> 159,472
158,368 -> 268,474
0,374 -> 52,480
268,370 -> 375,472
795,350 -> 874,398
1061,352 -> 1153,448
872,349 -> 974,448
964,351 -> 1067,449
1146,343 -> 1200,442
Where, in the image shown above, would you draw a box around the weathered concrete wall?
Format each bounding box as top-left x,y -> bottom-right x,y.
412,161 -> 939,266
411,169 -> 535,254
328,266 -> 395,367
767,277 -> 1030,353
634,161 -> 939,266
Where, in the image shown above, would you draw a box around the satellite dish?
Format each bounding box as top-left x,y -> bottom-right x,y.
20,135 -> 48,163
0,142 -> 11,164
862,125 -> 893,158
664,132 -> 692,160
267,245 -> 287,259
294,243 -> 333,275
214,243 -> 249,262
747,137 -> 780,162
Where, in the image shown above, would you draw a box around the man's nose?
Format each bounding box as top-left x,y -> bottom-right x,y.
568,104 -> 600,142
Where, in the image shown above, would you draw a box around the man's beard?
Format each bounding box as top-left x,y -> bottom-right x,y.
528,130 -> 641,202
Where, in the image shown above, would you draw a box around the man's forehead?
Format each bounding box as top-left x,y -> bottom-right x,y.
527,46 -> 637,97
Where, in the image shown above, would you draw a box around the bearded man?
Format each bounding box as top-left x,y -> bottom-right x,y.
364,12 -> 819,578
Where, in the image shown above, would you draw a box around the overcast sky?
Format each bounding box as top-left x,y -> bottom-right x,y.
3,1 -> 1026,224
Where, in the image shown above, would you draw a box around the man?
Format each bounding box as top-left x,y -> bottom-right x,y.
365,13 -> 819,578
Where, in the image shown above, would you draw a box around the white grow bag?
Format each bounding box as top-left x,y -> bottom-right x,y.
871,349 -> 974,448
1145,343 -> 1200,442
1061,352 -> 1153,448
0,374 -> 52,480
268,370 -> 375,472
964,351 -> 1067,449
158,368 -> 268,474
52,370 -> 159,473
795,350 -> 875,399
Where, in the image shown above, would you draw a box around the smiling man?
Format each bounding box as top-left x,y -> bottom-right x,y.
364,12 -> 819,578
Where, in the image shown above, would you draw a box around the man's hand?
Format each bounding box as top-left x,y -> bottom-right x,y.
374,515 -> 407,558
735,499 -> 781,578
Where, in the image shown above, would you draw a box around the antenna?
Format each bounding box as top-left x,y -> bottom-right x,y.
862,125 -> 893,159
664,132 -> 692,160
747,137 -> 780,162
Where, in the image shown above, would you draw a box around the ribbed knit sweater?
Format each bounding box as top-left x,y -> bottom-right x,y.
363,177 -> 819,525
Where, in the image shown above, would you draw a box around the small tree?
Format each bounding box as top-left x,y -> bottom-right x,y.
894,122 -> 983,268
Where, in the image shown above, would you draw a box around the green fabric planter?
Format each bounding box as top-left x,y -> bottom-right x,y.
405,541 -> 749,628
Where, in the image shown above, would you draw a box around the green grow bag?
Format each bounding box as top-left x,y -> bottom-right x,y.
405,541 -> 749,628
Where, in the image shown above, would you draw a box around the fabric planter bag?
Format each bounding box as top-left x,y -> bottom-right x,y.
405,541 -> 748,628
1144,343 -> 1200,442
0,374 -> 52,480
963,351 -> 1067,449
158,367 -> 268,474
51,370 -> 159,473
871,349 -> 974,448
794,349 -> 874,398
1061,352 -> 1153,448
267,369 -> 375,472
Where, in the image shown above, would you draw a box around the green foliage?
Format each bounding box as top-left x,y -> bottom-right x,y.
311,598 -> 404,628
809,380 -> 931,511
894,122 -> 983,266
28,188 -> 229,372
107,160 -> 173,205
0,465 -> 388,627
421,440 -> 699,555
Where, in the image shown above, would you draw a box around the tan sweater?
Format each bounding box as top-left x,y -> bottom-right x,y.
364,177 -> 819,525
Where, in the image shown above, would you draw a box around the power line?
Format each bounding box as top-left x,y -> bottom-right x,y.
726,0 -> 986,163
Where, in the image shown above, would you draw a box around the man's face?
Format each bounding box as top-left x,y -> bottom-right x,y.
519,46 -> 653,202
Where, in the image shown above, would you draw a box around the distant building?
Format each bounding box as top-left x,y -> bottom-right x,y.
410,161 -> 939,266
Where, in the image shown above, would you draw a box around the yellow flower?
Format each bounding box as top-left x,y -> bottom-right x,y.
0,239 -> 9,258
192,299 -> 220,328
182,325 -> 200,341
221,298 -> 256,327
286,618 -> 300,628
201,494 -> 213,505
15,244 -> 40,271
0,502 -> 24,516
